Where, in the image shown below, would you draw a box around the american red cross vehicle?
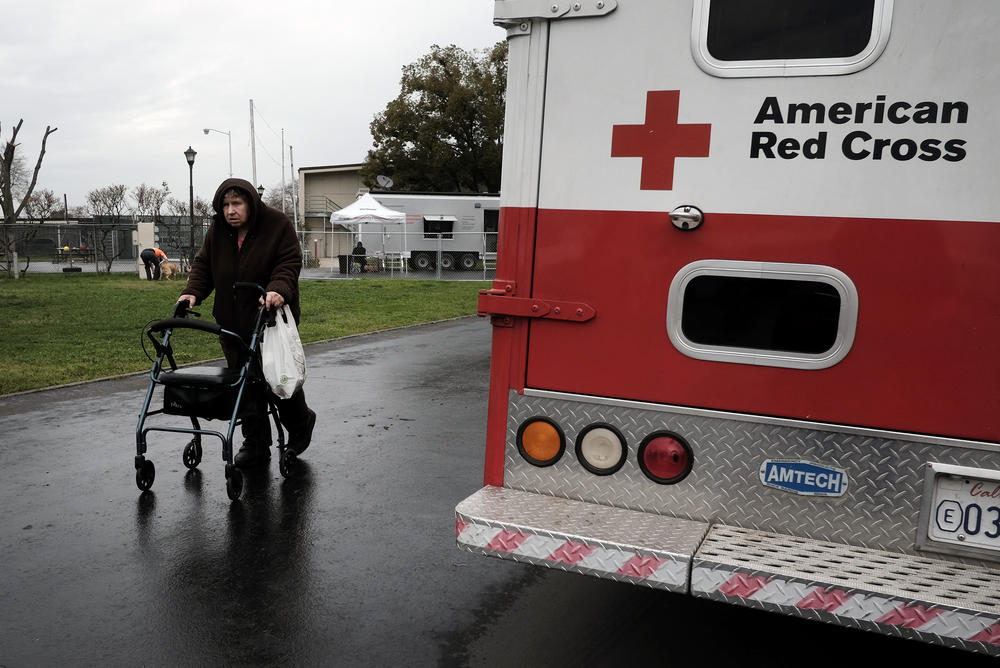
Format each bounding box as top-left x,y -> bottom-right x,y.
457,0 -> 1000,656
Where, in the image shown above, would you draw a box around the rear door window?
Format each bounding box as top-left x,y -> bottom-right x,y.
693,0 -> 893,77
667,261 -> 858,369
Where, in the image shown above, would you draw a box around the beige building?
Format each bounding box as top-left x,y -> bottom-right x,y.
298,163 -> 365,267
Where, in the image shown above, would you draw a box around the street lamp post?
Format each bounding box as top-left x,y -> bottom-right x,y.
184,146 -> 197,272
257,184 -> 265,199
202,128 -> 232,177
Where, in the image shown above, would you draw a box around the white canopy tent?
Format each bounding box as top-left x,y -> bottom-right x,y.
330,193 -> 406,225
330,193 -> 408,273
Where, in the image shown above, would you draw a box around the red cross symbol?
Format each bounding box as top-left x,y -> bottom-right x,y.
611,90 -> 711,190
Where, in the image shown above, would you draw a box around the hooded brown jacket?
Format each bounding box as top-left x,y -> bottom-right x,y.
182,178 -> 301,339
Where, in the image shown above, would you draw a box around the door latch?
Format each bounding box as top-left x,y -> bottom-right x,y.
670,205 -> 704,231
478,287 -> 596,327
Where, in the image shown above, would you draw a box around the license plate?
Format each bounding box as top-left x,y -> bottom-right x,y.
926,465 -> 1000,556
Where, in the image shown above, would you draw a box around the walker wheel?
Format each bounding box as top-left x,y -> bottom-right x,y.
225,465 -> 245,501
136,459 -> 156,491
182,439 -> 203,469
279,448 -> 297,478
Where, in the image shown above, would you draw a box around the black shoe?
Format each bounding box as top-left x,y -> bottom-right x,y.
234,441 -> 271,468
288,409 -> 317,456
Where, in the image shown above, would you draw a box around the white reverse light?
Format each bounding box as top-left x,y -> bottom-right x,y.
576,424 -> 627,475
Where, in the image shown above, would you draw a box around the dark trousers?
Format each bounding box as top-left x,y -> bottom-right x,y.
140,250 -> 160,280
221,336 -> 310,447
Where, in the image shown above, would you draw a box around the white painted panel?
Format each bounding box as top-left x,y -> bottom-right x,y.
530,1 -> 1000,222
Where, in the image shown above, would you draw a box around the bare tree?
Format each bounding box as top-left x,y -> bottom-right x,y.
11,188 -> 61,274
195,196 -> 212,219
132,182 -> 169,221
165,194 -> 211,218
161,194 -> 211,269
156,196 -> 189,261
86,184 -> 131,272
263,181 -> 297,216
0,119 -> 57,277
24,188 -> 59,219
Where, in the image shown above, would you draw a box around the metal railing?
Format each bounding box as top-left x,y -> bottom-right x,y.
303,195 -> 345,216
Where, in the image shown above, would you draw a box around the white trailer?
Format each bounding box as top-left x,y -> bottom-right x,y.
362,192 -> 500,271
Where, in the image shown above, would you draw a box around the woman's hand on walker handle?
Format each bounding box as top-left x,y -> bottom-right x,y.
178,294 -> 197,309
262,291 -> 285,311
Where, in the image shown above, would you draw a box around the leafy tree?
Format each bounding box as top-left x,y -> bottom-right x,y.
362,41 -> 507,193
0,119 -> 57,276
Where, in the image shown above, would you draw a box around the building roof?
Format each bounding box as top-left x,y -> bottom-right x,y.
298,163 -> 363,174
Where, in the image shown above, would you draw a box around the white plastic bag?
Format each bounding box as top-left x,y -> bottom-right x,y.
261,304 -> 306,399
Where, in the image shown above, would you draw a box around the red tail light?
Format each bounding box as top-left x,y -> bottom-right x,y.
638,432 -> 693,484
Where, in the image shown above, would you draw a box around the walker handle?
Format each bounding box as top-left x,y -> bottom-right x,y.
234,282 -> 266,300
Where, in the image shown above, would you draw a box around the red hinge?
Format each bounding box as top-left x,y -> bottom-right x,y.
478,287 -> 595,327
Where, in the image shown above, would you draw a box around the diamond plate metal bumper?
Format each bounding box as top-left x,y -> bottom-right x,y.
462,389 -> 1000,654
693,525 -> 1000,657
456,487 -> 1000,656
456,486 -> 709,592
505,390 -> 1000,560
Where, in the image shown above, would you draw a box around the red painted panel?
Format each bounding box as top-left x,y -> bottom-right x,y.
525,208 -> 1000,442
483,207 -> 538,487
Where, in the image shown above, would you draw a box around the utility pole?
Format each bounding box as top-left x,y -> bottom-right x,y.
249,99 -> 257,187
63,193 -> 73,271
289,145 -> 298,234
280,128 -> 286,215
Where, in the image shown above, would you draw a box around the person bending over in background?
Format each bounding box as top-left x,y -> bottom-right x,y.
140,246 -> 167,280
177,177 -> 316,467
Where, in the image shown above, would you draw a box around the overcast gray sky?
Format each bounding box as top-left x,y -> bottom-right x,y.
2,0 -> 504,209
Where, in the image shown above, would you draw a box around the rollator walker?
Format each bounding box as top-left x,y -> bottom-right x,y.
134,282 -> 298,500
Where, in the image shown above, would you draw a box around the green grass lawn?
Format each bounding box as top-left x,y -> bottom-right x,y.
0,273 -> 488,395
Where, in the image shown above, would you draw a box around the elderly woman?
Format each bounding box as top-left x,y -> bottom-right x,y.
178,178 -> 316,467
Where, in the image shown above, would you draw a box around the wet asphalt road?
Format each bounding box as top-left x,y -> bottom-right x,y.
0,317 -> 991,667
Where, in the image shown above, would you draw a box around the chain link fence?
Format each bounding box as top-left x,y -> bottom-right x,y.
2,221 -> 497,281
1,218 -> 209,275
